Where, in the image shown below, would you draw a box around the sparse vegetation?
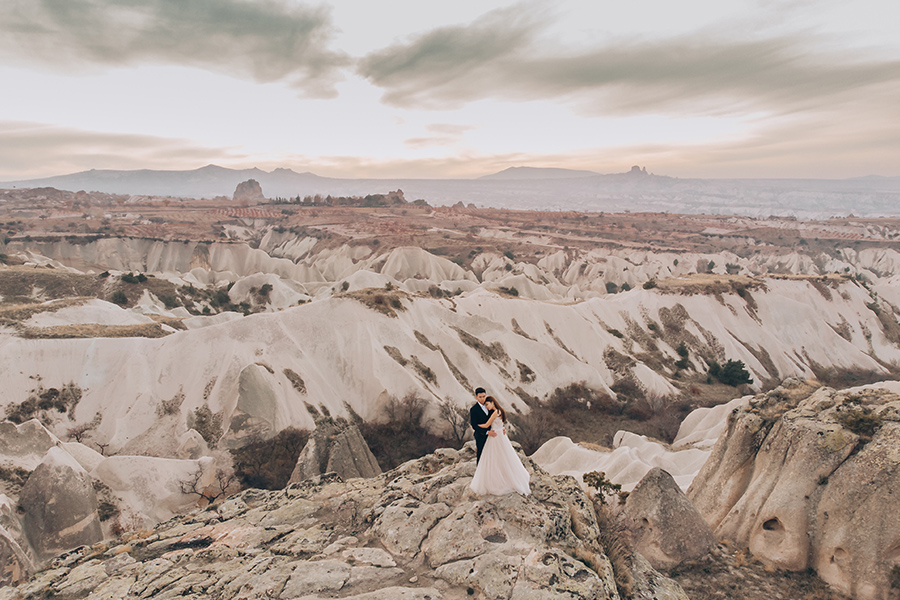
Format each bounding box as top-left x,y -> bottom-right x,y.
359,392 -> 457,470
230,427 -> 309,490
410,355 -> 437,384
189,405 -> 223,449
453,326 -> 509,363
179,467 -> 235,504
344,288 -> 407,317
834,406 -> 883,443
157,391 -> 185,416
583,470 -> 627,506
284,368 -> 307,394
436,398 -> 470,447
6,380 -> 83,424
509,382 -> 690,453
0,466 -> 31,488
708,359 -> 753,386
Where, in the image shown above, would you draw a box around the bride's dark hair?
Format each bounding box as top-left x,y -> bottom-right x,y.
485,396 -> 506,422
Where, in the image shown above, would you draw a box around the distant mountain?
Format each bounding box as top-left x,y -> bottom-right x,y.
3,165 -> 900,218
0,165 -> 330,199
478,166 -> 600,180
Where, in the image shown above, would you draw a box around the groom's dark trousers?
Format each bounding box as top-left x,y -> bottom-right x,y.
470,403 -> 490,464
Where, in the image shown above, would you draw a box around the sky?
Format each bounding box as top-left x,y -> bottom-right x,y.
1,0 -> 899,181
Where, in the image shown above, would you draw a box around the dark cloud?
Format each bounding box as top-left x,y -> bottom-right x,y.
359,8 -> 900,115
0,0 -> 350,96
358,5 -> 544,108
0,121 -> 240,179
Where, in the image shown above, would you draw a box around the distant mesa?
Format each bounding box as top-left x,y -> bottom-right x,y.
630,165 -> 649,176
233,179 -> 265,204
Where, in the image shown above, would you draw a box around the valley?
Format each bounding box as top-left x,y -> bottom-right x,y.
2,186 -> 900,598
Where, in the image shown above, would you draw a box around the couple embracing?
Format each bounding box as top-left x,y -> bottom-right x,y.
469,387 -> 531,496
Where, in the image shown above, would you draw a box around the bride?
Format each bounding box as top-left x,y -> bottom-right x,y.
469,396 -> 531,496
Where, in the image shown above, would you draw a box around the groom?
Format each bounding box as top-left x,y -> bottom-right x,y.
470,387 -> 497,464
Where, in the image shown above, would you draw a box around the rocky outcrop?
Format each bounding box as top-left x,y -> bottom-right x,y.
0,495 -> 34,586
19,447 -> 103,564
688,381 -> 900,600
3,445 -> 687,600
289,422 -> 381,484
232,178 -> 265,204
624,467 -> 714,569
0,419 -> 58,471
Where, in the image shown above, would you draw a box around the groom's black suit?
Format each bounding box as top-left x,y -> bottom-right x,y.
470,402 -> 491,464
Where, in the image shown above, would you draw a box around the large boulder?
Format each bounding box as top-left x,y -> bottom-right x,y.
624,467 -> 715,569
289,422 -> 381,484
19,447 -> 103,564
688,383 -> 900,600
91,455 -> 217,524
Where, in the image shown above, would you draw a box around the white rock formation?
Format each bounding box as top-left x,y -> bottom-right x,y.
688,382 -> 900,600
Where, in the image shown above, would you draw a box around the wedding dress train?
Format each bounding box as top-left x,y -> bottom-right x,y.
470,418 -> 531,495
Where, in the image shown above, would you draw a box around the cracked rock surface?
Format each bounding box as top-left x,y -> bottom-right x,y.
0,444 -> 686,600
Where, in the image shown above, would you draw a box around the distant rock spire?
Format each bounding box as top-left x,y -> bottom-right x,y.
233,179 -> 265,205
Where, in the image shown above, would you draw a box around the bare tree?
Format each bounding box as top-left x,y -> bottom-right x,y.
179,468 -> 235,504
437,398 -> 470,447
66,412 -> 102,443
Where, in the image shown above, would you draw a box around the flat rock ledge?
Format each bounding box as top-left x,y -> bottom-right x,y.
0,444 -> 687,600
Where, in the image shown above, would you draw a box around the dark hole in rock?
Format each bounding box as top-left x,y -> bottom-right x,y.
762,518 -> 783,532
484,533 -> 507,543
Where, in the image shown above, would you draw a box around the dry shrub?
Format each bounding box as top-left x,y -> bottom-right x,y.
834,407 -> 883,443
410,355 -> 437,384
230,427 -> 309,490
359,392 -> 457,470
189,405 -> 223,449
343,288 -> 407,317
6,381 -> 82,423
511,382 -> 691,452
283,368 -> 307,394
157,391 -> 184,416
453,326 -> 509,363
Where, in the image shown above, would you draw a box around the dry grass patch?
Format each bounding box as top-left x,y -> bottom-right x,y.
20,322 -> 171,339
0,297 -> 91,324
656,273 -> 767,296
0,266 -> 103,302
340,288 -> 407,317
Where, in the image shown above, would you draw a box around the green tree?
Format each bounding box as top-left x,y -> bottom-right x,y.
708,359 -> 753,386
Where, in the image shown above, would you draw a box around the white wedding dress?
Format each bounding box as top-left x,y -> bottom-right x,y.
470,417 -> 531,496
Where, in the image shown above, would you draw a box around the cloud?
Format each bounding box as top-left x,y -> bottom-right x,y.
0,121 -> 241,180
358,5 -> 544,108
404,123 -> 476,148
0,0 -> 350,96
358,6 -> 900,116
